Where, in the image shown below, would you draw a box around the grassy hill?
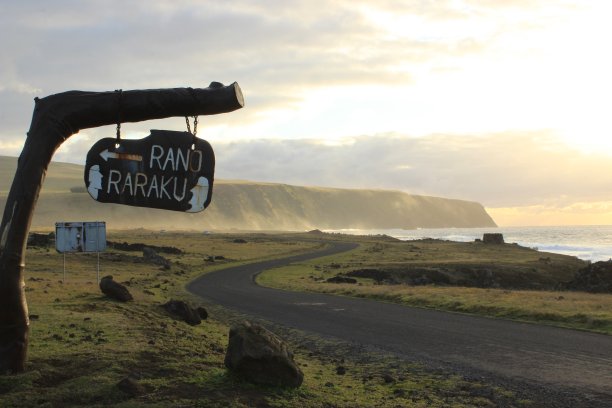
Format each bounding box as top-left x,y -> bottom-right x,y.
0,156 -> 496,230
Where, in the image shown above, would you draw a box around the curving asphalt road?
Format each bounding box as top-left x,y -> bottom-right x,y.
187,241 -> 612,405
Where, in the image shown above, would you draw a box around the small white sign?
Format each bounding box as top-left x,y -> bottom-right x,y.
55,221 -> 106,253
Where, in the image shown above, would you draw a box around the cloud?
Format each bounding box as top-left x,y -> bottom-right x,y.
8,121 -> 612,210
0,1 -> 415,133
0,0 -> 584,143
1,0 -> 608,214
0,1 -> 499,105
213,131 -> 612,207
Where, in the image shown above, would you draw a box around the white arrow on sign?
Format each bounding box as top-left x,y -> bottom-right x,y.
99,149 -> 143,162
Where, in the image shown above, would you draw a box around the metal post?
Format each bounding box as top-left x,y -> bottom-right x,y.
63,253 -> 66,282
96,222 -> 101,284
97,251 -> 100,283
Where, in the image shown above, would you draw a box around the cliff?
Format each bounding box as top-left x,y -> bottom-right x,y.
0,156 -> 496,230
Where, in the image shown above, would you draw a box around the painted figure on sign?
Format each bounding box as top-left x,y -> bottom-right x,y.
87,165 -> 103,199
187,176 -> 209,213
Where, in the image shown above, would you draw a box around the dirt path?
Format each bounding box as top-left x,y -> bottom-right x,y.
187,241 -> 612,407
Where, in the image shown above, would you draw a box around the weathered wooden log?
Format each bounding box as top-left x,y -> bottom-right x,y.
0,82 -> 243,373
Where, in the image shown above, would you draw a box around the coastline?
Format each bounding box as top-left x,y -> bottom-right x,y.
325,225 -> 612,261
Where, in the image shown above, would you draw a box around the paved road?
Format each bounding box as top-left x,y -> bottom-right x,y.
187,242 -> 612,404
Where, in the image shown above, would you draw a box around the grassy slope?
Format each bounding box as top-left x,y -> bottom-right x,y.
257,235 -> 612,334
0,231 -> 528,407
0,155 -> 496,230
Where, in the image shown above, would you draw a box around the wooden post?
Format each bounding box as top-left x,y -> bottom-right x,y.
0,82 -> 244,373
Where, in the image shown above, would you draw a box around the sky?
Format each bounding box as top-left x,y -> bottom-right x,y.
1,0 -> 612,226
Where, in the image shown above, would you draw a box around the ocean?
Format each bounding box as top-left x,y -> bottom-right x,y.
326,225 -> 612,262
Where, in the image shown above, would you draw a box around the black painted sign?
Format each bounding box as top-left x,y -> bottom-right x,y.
84,130 -> 215,212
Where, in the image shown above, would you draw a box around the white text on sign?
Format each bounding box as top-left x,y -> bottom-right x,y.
149,145 -> 203,172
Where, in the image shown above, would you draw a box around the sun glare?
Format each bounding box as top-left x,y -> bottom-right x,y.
354,2 -> 612,153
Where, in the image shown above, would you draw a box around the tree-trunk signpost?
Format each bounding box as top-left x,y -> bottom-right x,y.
0,81 -> 244,373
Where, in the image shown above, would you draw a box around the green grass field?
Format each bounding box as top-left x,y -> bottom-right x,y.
0,231 -> 531,407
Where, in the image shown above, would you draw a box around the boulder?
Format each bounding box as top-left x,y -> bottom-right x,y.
482,233 -> 504,244
224,321 -> 303,388
99,275 -> 133,302
162,299 -> 201,325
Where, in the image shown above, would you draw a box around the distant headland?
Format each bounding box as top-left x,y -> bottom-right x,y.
0,156 -> 496,230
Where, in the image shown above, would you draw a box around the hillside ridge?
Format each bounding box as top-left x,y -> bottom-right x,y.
0,155 -> 496,230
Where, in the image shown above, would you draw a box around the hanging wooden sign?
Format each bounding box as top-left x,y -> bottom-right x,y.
84,130 -> 215,212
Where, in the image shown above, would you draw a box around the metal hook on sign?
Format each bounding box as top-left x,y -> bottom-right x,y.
185,115 -> 198,150
185,87 -> 200,150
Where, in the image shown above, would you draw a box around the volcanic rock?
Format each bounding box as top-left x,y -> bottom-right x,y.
162,299 -> 201,325
224,321 -> 303,388
99,275 -> 133,302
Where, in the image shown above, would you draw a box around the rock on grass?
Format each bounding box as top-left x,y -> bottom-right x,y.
224,321 -> 303,388
162,299 -> 202,325
99,275 -> 133,302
